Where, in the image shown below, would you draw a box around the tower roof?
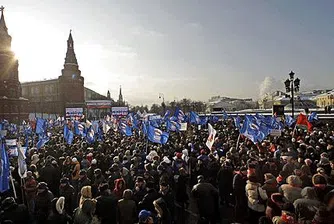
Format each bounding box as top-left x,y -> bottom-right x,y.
0,6 -> 8,35
64,30 -> 78,67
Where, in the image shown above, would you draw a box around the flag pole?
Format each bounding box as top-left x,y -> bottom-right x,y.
10,170 -> 17,199
236,133 -> 241,149
20,178 -> 25,205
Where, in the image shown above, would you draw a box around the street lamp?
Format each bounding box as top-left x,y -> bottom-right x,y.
159,93 -> 166,113
284,71 -> 300,117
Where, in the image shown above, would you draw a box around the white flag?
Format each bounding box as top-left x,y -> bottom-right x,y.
206,123 -> 217,150
18,146 -> 27,178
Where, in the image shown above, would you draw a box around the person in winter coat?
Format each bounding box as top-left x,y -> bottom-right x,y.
92,168 -> 105,197
233,166 -> 248,223
34,182 -> 54,224
217,161 -> 234,206
73,198 -> 99,224
293,187 -> 322,223
272,202 -> 297,224
265,193 -> 286,221
59,177 -> 75,215
139,181 -> 160,213
95,183 -> 118,224
175,168 -> 189,208
262,173 -> 278,198
192,175 -> 219,224
153,198 -> 172,224
47,197 -> 72,224
245,174 -> 268,224
79,186 -> 92,208
118,189 -> 137,224
279,175 -> 302,203
71,157 -> 81,193
39,160 -> 59,197
312,174 -> 333,202
0,197 -> 31,224
133,176 -> 147,204
113,178 -> 126,200
24,171 -> 38,214
159,181 -> 175,222
78,170 -> 91,194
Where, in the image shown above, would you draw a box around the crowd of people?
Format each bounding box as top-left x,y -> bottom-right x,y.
0,117 -> 334,224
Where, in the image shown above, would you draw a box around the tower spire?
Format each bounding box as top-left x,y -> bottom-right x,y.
64,30 -> 78,68
118,85 -> 123,105
0,6 -> 8,35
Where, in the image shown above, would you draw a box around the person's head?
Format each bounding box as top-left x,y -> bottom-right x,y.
264,173 -> 275,182
136,176 -> 145,188
159,181 -> 169,193
138,210 -> 154,224
37,182 -> 48,194
312,174 -> 327,188
287,175 -> 302,188
99,183 -> 110,195
197,175 -> 205,183
240,166 -> 247,176
123,189 -> 133,200
79,170 -> 87,179
248,174 -> 258,183
60,177 -> 69,188
1,197 -> 17,211
80,186 -> 92,205
56,197 -> 65,214
94,168 -> 102,177
301,187 -> 317,200
81,199 -> 97,217
324,190 -> 334,211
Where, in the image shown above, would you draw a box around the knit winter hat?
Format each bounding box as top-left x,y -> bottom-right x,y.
56,197 -> 65,214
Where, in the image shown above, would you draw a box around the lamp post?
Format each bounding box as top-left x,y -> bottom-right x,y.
159,93 -> 165,114
284,71 -> 300,117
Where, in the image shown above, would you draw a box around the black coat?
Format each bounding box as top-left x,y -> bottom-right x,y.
0,203 -> 31,224
96,194 -> 118,224
176,175 -> 189,204
59,184 -> 75,215
139,189 -> 160,213
35,190 -> 54,223
217,167 -> 233,192
191,182 -> 219,217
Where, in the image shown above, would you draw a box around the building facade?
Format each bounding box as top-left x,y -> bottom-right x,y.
314,90 -> 334,108
21,32 -> 90,117
0,7 -> 28,121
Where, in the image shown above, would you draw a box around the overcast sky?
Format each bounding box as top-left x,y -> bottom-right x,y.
3,0 -> 334,105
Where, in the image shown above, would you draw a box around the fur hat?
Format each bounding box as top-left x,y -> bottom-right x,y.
287,175 -> 302,187
56,197 -> 65,214
312,174 -> 327,186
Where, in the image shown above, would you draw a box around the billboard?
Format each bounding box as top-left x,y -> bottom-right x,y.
111,107 -> 129,116
65,108 -> 83,118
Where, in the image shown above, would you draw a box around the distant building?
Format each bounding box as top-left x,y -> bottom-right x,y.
21,31 -> 115,118
209,96 -> 258,112
117,85 -> 125,106
258,90 -> 323,109
314,89 -> 334,108
0,7 -> 28,121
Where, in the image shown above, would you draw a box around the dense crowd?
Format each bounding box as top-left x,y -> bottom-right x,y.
0,117 -> 334,224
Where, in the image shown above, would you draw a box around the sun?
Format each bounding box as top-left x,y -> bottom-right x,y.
6,10 -> 65,82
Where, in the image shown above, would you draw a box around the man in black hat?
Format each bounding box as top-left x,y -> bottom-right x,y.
34,182 -> 54,224
59,177 -> 75,215
233,166 -> 248,223
95,183 -> 118,224
192,175 -> 219,224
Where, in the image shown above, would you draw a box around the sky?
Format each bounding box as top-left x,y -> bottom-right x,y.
2,0 -> 334,105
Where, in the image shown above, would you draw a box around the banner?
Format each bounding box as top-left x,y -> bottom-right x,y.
180,123 -> 188,131
65,108 -> 83,119
111,107 -> 128,116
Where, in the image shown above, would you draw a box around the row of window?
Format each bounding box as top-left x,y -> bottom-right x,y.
22,85 -> 57,96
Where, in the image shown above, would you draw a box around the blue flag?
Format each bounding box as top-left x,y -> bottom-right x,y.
166,119 -> 181,132
174,108 -> 185,122
64,124 -> 69,141
234,116 -> 242,129
120,121 -> 132,137
86,126 -> 95,144
67,130 -> 74,145
142,121 -> 148,136
148,125 -> 169,144
36,134 -> 50,149
285,115 -> 295,127
210,116 -> 219,124
36,118 -> 47,134
0,142 -> 10,192
189,111 -> 201,124
240,115 -> 270,143
163,110 -> 171,121
223,111 -> 229,120
308,112 -> 318,122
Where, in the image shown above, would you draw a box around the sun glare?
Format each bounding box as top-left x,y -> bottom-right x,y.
7,11 -> 65,82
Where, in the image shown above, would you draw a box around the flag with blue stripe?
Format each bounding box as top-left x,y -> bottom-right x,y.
36,118 -> 47,134
0,141 -> 10,192
166,119 -> 181,132
148,125 -> 169,144
308,112 -> 318,122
